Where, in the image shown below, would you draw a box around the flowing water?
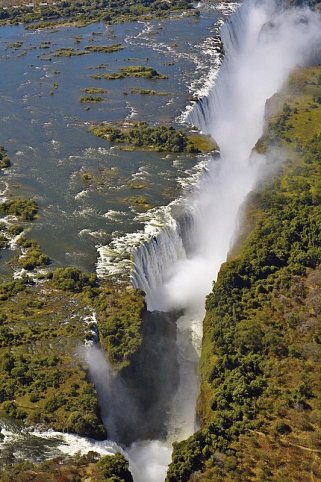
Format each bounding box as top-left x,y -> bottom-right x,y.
1,0 -> 321,481
0,3 -> 233,276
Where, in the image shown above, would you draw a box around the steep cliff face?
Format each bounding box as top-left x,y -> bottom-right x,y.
166,65 -> 321,482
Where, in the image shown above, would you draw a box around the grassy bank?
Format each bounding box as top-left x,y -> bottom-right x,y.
166,65 -> 321,482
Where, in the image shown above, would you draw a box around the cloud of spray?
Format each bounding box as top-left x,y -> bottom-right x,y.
127,441 -> 172,482
83,345 -> 116,436
83,344 -> 174,482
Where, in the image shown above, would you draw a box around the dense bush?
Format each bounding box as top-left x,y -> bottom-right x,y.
103,65 -> 167,80
0,0 -> 194,28
51,267 -> 97,292
90,121 -> 199,153
0,199 -> 37,220
0,146 -> 10,169
94,283 -> 145,368
0,278 -> 27,301
0,452 -> 134,481
96,453 -> 133,482
15,237 -> 50,270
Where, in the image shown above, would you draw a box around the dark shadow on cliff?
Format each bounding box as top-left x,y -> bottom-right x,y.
105,309 -> 179,446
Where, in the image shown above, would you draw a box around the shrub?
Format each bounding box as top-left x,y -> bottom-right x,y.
0,199 -> 37,220
52,267 -> 97,292
96,453 -> 133,482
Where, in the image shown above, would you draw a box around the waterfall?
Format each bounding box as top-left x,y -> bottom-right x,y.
131,218 -> 186,311
130,0 -> 260,314
187,1 -> 251,133
131,0 -> 321,317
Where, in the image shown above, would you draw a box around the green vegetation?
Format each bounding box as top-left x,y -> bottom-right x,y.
79,167 -> 118,187
89,121 -> 209,153
130,88 -> 169,96
81,87 -> 109,95
125,195 -> 152,210
0,189 -> 49,273
0,451 -> 133,481
0,0 -> 194,28
50,47 -> 88,57
0,163 -> 49,278
17,236 -> 50,271
96,453 -> 133,481
0,198 -> 37,221
166,65 -> 321,482
0,279 -> 106,439
0,261 -> 145,440
102,65 -> 167,80
127,180 -> 146,190
80,95 -> 104,103
50,266 -> 97,293
188,133 -> 218,153
42,44 -> 124,60
85,43 -> 124,53
0,146 -> 10,169
94,283 -> 145,369
0,277 -> 27,301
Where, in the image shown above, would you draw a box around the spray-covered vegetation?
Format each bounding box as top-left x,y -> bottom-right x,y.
0,266 -> 145,435
0,275 -> 107,439
0,0 -> 195,29
166,65 -> 321,482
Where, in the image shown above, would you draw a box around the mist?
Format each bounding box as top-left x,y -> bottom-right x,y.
83,345 -> 117,438
157,0 -> 321,319
127,441 -> 172,482
86,1 -> 321,481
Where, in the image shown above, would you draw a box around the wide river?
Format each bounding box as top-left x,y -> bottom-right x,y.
0,2 -> 236,278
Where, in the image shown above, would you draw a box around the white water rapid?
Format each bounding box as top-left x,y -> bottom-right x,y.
126,1 -> 321,480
